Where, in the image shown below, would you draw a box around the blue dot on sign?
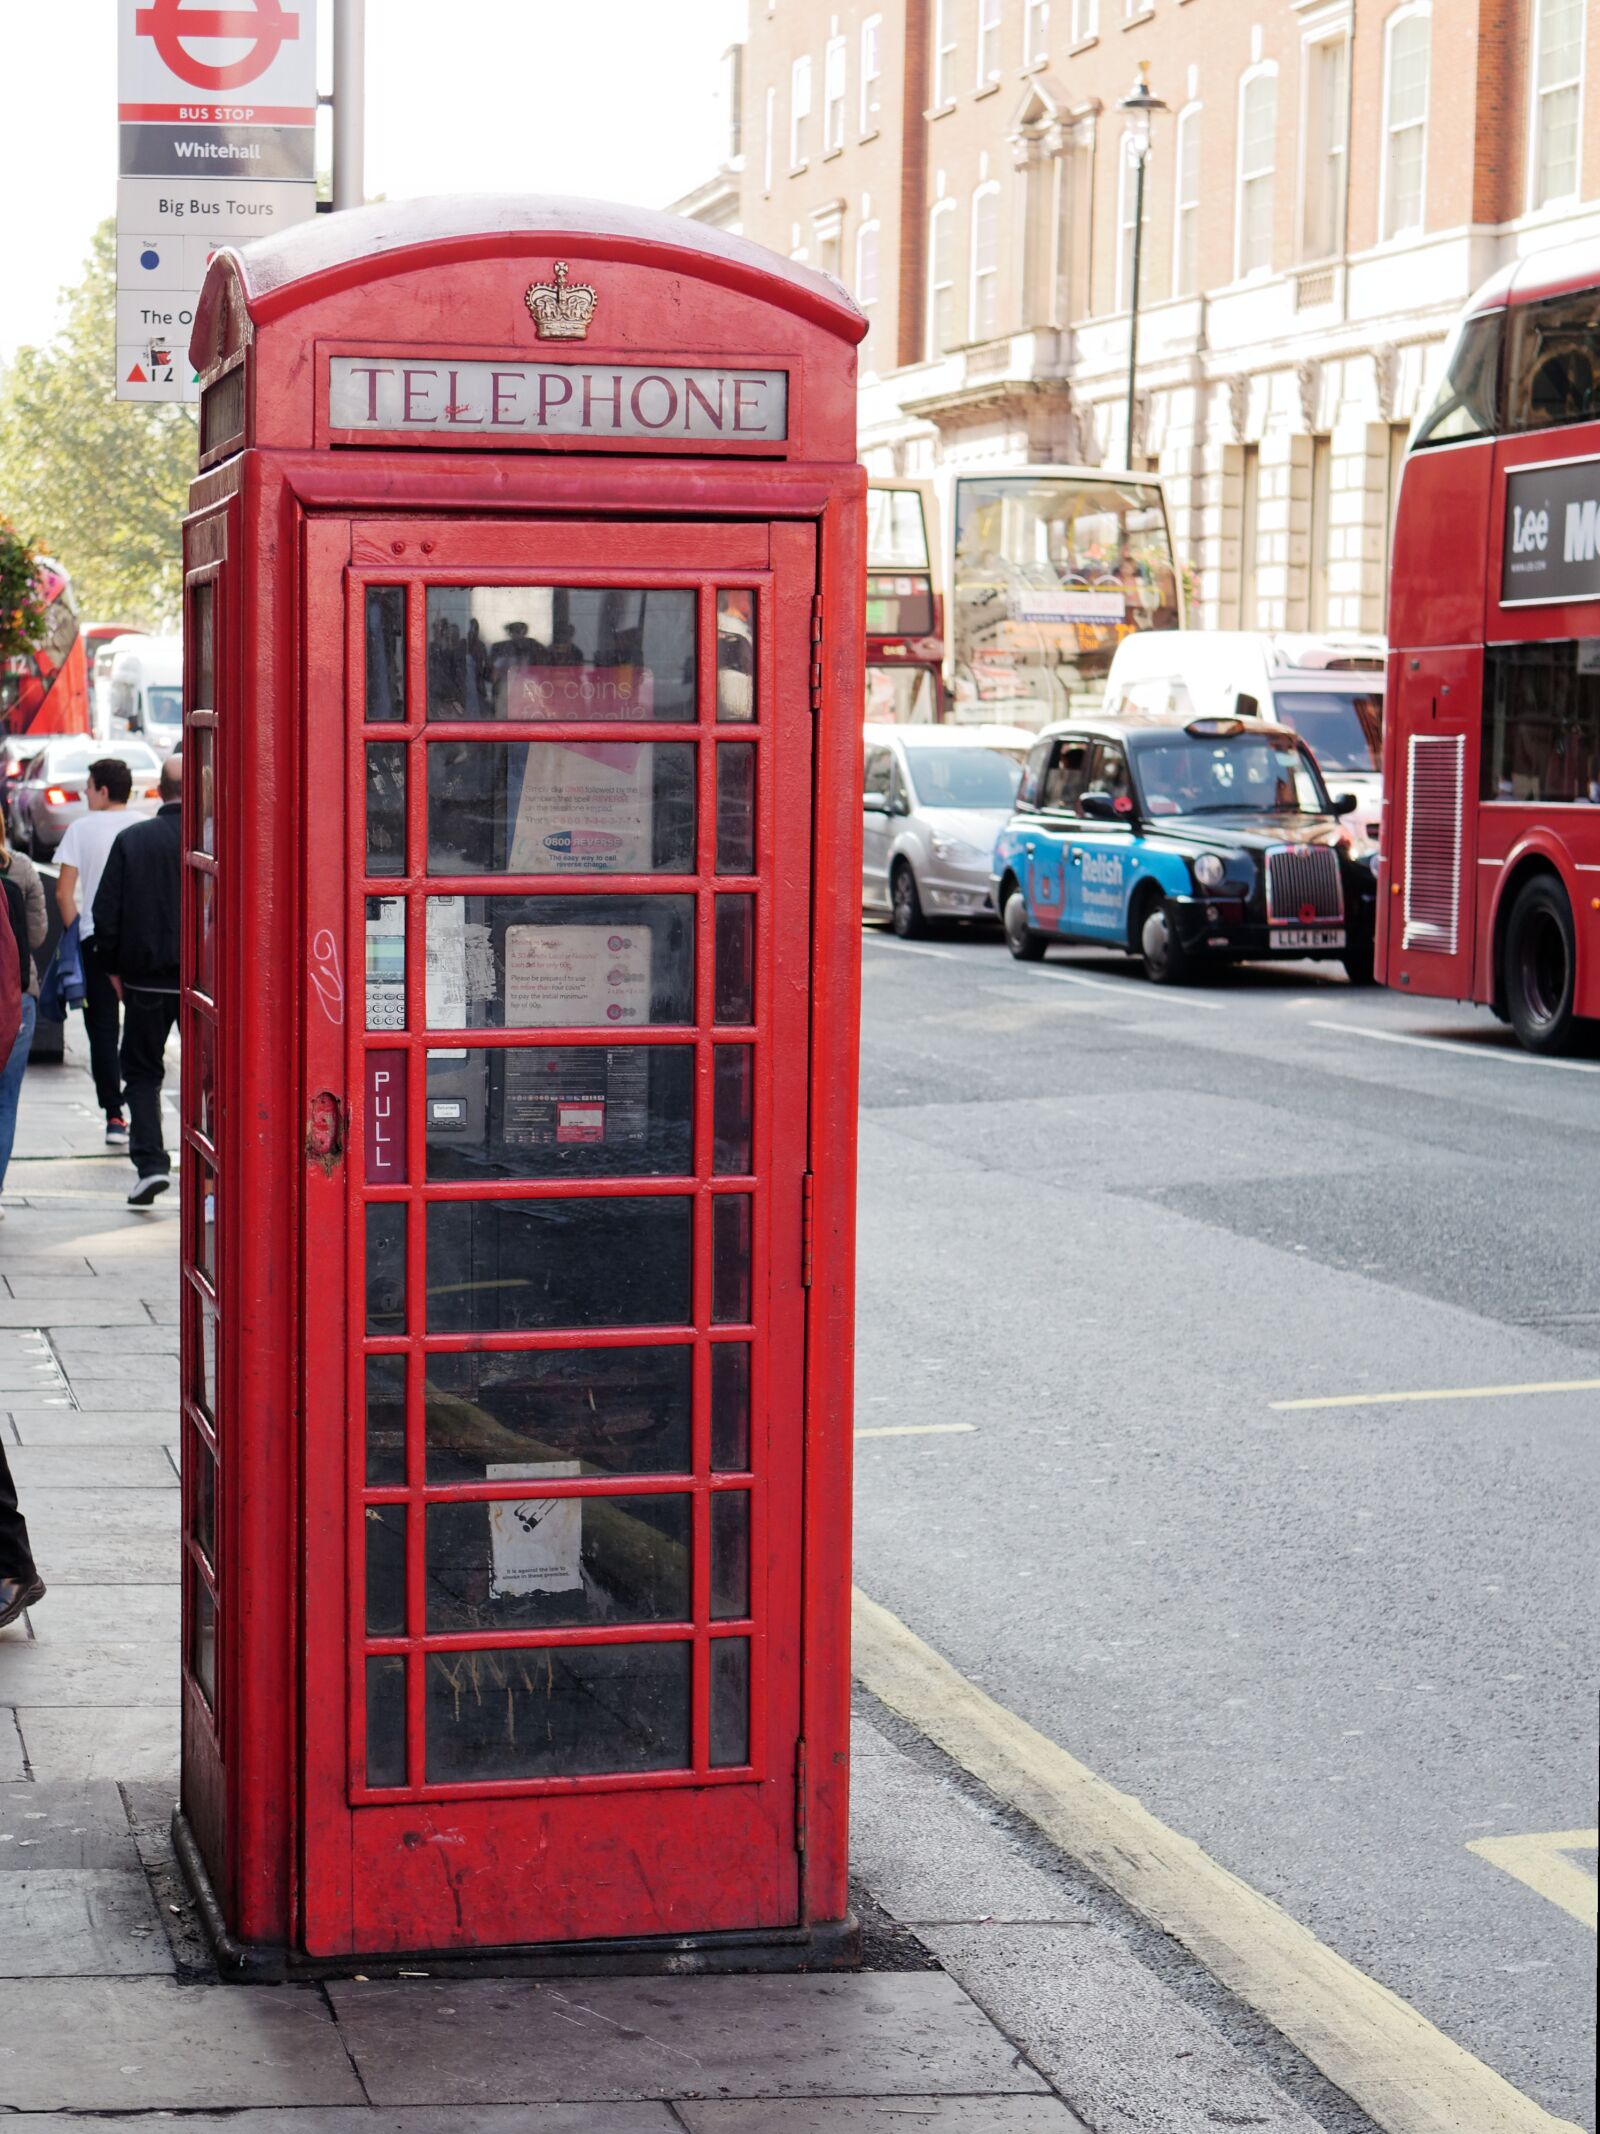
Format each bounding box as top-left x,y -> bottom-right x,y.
140,246 -> 160,270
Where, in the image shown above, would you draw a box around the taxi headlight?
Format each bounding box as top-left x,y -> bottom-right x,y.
1193,853 -> 1226,889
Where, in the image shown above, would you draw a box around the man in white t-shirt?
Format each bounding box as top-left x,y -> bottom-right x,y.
55,760 -> 138,1143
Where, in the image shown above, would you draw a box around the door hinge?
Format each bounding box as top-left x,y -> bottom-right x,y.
800,1171 -> 815,1288
794,1737 -> 808,1857
809,594 -> 824,712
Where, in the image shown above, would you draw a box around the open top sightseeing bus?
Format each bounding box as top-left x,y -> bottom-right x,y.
941,465 -> 1182,728
1,556 -> 91,739
1381,239 -> 1600,1052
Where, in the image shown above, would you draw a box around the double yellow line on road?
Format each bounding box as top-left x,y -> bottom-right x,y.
854,1588 -> 1583,2134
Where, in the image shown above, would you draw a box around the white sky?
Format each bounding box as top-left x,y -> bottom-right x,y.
0,0 -> 746,364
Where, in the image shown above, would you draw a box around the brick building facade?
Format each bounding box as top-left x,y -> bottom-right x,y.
679,0 -> 1600,629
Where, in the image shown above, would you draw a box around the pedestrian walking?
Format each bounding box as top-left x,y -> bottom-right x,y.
0,819 -> 49,1216
91,755 -> 182,1209
54,758 -> 138,1145
0,861 -> 41,1630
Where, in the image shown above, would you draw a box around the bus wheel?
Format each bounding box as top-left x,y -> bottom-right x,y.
1504,875 -> 1579,1053
1140,899 -> 1194,986
891,862 -> 929,939
1003,888 -> 1047,961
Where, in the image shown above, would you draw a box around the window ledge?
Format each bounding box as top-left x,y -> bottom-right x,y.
1069,35 -> 1099,56
974,79 -> 1002,99
822,145 -> 844,161
926,99 -> 958,120
1121,7 -> 1156,27
1021,55 -> 1050,72
858,125 -> 881,144
788,161 -> 810,177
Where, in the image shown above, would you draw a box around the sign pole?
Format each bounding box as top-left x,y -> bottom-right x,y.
332,0 -> 366,211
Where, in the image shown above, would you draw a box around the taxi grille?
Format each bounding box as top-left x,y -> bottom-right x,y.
1265,845 -> 1344,925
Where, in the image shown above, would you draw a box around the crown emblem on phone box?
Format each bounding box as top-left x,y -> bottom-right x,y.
525,262 -> 598,340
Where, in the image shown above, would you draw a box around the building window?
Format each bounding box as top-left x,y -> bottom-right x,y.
971,183 -> 1001,339
856,221 -> 881,368
934,0 -> 957,105
824,37 -> 847,152
763,85 -> 775,192
928,199 -> 959,356
1172,105 -> 1201,297
1531,0 -> 1585,208
790,55 -> 812,167
1071,0 -> 1098,40
1300,35 -> 1348,261
1236,69 -> 1277,278
1026,0 -> 1049,64
861,14 -> 883,131
1116,139 -> 1144,313
1381,8 -> 1429,240
977,0 -> 1002,86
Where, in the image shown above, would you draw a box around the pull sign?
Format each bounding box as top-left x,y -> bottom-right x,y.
365,1051 -> 408,1184
305,1090 -> 344,1174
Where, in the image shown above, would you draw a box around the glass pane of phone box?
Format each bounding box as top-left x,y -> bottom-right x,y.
425,896 -> 694,1030
425,586 -> 695,723
427,742 -> 694,876
426,1641 -> 691,1783
425,1491 -> 690,1631
427,1196 -> 691,1332
425,1344 -> 691,1480
426,1045 -> 693,1180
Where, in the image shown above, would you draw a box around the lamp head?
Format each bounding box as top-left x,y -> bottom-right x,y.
1118,61 -> 1167,148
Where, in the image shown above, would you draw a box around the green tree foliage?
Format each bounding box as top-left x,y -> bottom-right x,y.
0,220 -> 197,630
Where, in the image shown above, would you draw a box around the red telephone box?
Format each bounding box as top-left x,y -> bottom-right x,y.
171,199 -> 865,1976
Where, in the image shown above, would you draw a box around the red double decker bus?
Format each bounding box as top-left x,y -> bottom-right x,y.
1381,242 -> 1600,1053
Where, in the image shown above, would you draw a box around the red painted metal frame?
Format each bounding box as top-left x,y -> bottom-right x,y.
178,203 -> 864,1968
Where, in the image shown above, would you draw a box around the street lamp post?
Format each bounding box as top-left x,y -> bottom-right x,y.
1118,64 -> 1167,471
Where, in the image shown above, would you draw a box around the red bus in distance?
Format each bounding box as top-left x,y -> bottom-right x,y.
1,556 -> 91,739
865,479 -> 944,724
1381,241 -> 1600,1053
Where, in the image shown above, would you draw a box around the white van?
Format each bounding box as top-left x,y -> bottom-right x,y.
108,635 -> 183,753
1103,631 -> 1386,840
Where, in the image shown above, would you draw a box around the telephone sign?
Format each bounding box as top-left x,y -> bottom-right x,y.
170,198 -> 867,1977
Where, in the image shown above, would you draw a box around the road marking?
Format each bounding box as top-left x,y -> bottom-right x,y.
852,1587 -> 1582,2134
854,1422 -> 976,1439
1309,1019 -> 1600,1075
1271,1378 -> 1600,1411
860,938 -> 966,963
1032,966 -> 1226,1009
1466,1832 -> 1598,1930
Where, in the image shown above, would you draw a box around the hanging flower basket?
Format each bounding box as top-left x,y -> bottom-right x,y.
0,524 -> 47,664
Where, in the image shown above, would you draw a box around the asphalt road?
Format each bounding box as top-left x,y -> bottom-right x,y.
851,924 -> 1599,2130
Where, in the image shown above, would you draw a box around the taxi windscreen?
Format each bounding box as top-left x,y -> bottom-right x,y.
903,746 -> 1024,808
1134,735 -> 1328,816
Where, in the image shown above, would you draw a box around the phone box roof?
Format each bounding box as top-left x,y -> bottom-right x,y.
190,194 -> 866,463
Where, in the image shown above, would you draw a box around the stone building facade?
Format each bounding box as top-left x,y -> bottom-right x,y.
680,0 -> 1600,630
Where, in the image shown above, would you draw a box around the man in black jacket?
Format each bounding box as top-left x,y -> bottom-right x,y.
93,756 -> 182,1208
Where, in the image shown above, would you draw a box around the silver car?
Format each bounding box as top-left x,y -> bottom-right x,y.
862,723 -> 1032,937
9,737 -> 164,862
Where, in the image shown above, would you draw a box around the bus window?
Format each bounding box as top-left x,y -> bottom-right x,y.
865,488 -> 930,569
1482,641 -> 1600,804
865,665 -> 938,723
949,474 -> 1179,724
1411,309 -> 1503,448
1506,288 -> 1600,434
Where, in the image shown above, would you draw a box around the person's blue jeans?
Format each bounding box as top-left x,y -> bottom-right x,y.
0,995 -> 38,1197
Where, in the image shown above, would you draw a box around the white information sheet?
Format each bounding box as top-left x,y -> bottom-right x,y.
485,1461 -> 583,1598
425,898 -> 468,1027
504,922 -> 653,1027
508,742 -> 655,873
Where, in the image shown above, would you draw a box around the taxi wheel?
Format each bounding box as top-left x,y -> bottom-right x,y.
1003,888 -> 1048,961
1140,899 -> 1194,986
891,862 -> 929,939
1504,874 -> 1579,1054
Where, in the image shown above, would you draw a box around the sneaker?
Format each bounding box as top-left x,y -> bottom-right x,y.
105,1115 -> 128,1145
127,1173 -> 170,1209
0,1575 -> 45,1631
